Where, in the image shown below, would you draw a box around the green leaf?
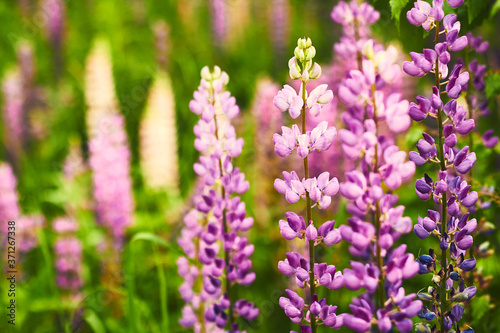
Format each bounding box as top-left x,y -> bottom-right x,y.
129,231 -> 188,258
492,0 -> 500,18
485,72 -> 500,101
84,310 -> 106,333
390,0 -> 410,27
130,232 -> 170,247
471,295 -> 490,325
468,0 -> 488,23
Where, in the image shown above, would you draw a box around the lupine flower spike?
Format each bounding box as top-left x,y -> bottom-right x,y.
332,2 -> 421,332
274,37 -> 344,333
404,1 -> 481,331
177,66 -> 258,332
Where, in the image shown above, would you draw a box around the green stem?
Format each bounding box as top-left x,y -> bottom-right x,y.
301,80 -> 316,333
153,243 -> 169,332
213,92 -> 235,332
354,18 -> 363,71
464,49 -> 474,184
125,245 -> 139,333
434,21 -> 448,333
37,228 -> 70,333
371,84 -> 385,310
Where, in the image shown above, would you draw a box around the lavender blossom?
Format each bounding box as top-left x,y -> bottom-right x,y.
211,0 -> 226,45
332,2 -> 421,331
404,1 -> 484,331
0,163 -> 21,244
177,66 -> 258,331
2,71 -> 25,157
274,37 -> 343,333
89,114 -> 133,243
53,217 -> 83,294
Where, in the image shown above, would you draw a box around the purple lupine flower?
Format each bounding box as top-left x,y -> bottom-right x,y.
405,0 -> 483,330
270,0 -> 290,60
89,114 -> 133,243
2,71 -> 25,155
17,215 -> 45,253
42,0 -> 65,46
53,217 -> 83,293
0,163 -> 21,241
331,1 -> 379,39
333,3 -> 421,330
178,66 -> 258,331
273,84 -> 304,119
211,0 -> 226,45
274,37 -> 343,332
482,129 -> 498,148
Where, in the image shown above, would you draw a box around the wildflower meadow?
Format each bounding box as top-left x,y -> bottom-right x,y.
1,0 -> 500,332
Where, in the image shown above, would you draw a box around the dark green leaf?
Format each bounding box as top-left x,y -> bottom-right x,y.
390,0 -> 410,26
468,0 -> 488,23
492,0 -> 500,18
485,72 -> 500,101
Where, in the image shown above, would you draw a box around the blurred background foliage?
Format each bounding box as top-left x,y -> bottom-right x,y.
0,0 -> 499,332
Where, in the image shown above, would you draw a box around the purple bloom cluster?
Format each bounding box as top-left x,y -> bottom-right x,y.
178,66 -> 258,332
0,163 -> 21,242
42,0 -> 65,46
404,1 -> 482,331
89,114 -> 133,244
462,32 -> 498,148
211,0 -> 226,45
53,217 -> 83,293
270,0 -> 290,60
274,37 -> 343,333
331,2 -> 421,331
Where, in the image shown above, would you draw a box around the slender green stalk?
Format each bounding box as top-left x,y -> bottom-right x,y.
125,245 -> 139,333
371,84 -> 385,310
434,21 -> 448,333
213,92 -> 235,332
300,80 -> 316,333
354,18 -> 363,71
464,48 -> 475,184
153,243 -> 169,332
37,228 -> 70,333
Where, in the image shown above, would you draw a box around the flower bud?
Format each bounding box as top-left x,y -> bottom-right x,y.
305,37 -> 312,48
201,66 -> 211,81
424,312 -> 437,321
451,292 -> 469,302
306,46 -> 316,60
288,57 -> 301,80
298,38 -> 307,49
450,271 -> 461,281
213,66 -> 222,79
416,323 -> 431,333
417,292 -> 433,301
310,63 -> 322,79
294,46 -> 302,59
301,69 -> 309,82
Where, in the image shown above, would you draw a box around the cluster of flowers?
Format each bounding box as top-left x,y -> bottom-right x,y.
0,163 -> 44,254
88,114 -> 133,244
53,217 -> 83,293
404,0 -> 479,332
331,2 -> 421,332
177,66 -> 258,332
274,37 -> 344,333
0,163 -> 21,244
466,32 -> 498,150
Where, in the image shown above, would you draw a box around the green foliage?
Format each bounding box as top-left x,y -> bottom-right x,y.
467,0 -> 489,23
390,0 -> 410,27
0,0 -> 499,332
485,72 -> 500,101
492,0 -> 500,17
